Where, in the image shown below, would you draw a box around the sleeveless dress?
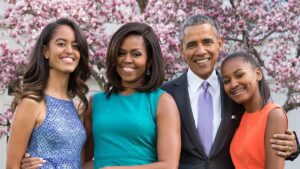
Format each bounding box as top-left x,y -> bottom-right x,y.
230,103 -> 287,169
27,95 -> 86,169
92,88 -> 165,169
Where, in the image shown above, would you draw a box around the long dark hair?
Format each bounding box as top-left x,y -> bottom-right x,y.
105,22 -> 164,96
11,18 -> 90,111
221,51 -> 271,106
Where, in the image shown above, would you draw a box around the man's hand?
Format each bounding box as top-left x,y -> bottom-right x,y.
270,129 -> 298,158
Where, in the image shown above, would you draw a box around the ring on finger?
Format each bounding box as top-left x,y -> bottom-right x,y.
288,145 -> 292,152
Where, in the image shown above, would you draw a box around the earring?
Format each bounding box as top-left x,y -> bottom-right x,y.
146,68 -> 150,76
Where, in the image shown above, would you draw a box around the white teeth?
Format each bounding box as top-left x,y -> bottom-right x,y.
61,57 -> 74,63
232,88 -> 244,95
196,59 -> 209,63
123,67 -> 135,72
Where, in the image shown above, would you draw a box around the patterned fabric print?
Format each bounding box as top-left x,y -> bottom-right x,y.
27,95 -> 86,169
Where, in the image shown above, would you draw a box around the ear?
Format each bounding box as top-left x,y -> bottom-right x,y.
43,46 -> 49,59
177,44 -> 185,59
217,36 -> 224,52
255,68 -> 263,81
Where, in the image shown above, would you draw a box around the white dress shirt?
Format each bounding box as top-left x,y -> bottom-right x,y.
187,68 -> 222,142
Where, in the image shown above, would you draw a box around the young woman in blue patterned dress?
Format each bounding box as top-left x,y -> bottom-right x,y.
6,18 -> 90,169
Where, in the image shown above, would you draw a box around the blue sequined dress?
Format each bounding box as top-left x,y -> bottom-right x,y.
27,95 -> 86,169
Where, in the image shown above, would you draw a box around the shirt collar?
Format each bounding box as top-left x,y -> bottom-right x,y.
187,68 -> 219,92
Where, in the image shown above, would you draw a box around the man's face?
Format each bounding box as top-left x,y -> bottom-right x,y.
179,23 -> 223,79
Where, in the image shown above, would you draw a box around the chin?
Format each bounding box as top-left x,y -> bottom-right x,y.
62,69 -> 76,74
231,96 -> 247,104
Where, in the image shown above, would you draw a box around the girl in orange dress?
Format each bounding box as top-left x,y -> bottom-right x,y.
221,51 -> 287,169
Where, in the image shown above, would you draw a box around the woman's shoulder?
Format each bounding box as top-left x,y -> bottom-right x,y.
265,103 -> 287,125
18,95 -> 43,108
268,106 -> 287,122
14,96 -> 44,118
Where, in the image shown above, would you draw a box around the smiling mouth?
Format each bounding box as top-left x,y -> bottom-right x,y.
60,56 -> 75,63
122,67 -> 136,72
231,87 -> 246,96
195,58 -> 210,64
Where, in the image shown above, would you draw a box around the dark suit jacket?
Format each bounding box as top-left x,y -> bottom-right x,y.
161,71 -> 244,169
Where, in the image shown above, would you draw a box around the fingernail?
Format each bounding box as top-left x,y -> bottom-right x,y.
38,164 -> 43,167
43,160 -> 46,163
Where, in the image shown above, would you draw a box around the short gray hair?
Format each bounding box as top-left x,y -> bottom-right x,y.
179,14 -> 220,43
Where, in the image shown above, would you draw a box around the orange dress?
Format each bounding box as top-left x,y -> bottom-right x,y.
230,103 -> 286,169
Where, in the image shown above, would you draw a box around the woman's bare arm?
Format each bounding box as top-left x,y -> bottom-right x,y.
265,108 -> 288,169
7,98 -> 42,169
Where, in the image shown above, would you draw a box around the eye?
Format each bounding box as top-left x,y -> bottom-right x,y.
132,52 -> 141,58
236,72 -> 245,79
203,39 -> 213,45
222,78 -> 230,85
118,50 -> 126,57
72,43 -> 78,50
186,43 -> 195,49
57,42 -> 66,47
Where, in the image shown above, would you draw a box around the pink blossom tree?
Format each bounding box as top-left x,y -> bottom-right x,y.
139,0 -> 300,111
0,0 -> 299,138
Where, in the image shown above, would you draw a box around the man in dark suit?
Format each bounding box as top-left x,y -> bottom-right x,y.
161,14 -> 299,169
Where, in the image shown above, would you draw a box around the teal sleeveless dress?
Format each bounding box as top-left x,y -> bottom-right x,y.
92,88 -> 165,168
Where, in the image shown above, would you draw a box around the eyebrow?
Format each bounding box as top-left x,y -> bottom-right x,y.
55,38 -> 77,43
221,68 -> 243,78
203,38 -> 214,42
233,68 -> 243,72
55,38 -> 66,42
119,48 -> 141,52
186,40 -> 197,45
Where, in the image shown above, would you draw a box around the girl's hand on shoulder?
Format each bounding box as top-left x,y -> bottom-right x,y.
21,153 -> 46,169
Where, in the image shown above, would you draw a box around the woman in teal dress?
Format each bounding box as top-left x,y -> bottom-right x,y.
84,22 -> 181,169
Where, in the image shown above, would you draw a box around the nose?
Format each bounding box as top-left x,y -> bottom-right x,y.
195,44 -> 206,55
230,78 -> 239,89
123,54 -> 133,63
65,44 -> 73,54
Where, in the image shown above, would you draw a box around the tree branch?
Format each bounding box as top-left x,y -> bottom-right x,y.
282,88 -> 300,112
258,30 -> 275,42
242,30 -> 265,67
90,65 -> 106,90
136,0 -> 149,13
229,0 -> 235,8
224,37 -> 243,42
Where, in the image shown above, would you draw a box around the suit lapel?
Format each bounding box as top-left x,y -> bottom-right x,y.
173,73 -> 206,156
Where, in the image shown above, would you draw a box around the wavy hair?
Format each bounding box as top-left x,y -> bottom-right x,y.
11,18 -> 90,111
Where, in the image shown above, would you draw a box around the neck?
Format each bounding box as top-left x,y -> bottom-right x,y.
244,92 -> 264,113
120,88 -> 136,95
45,70 -> 70,99
121,79 -> 144,94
